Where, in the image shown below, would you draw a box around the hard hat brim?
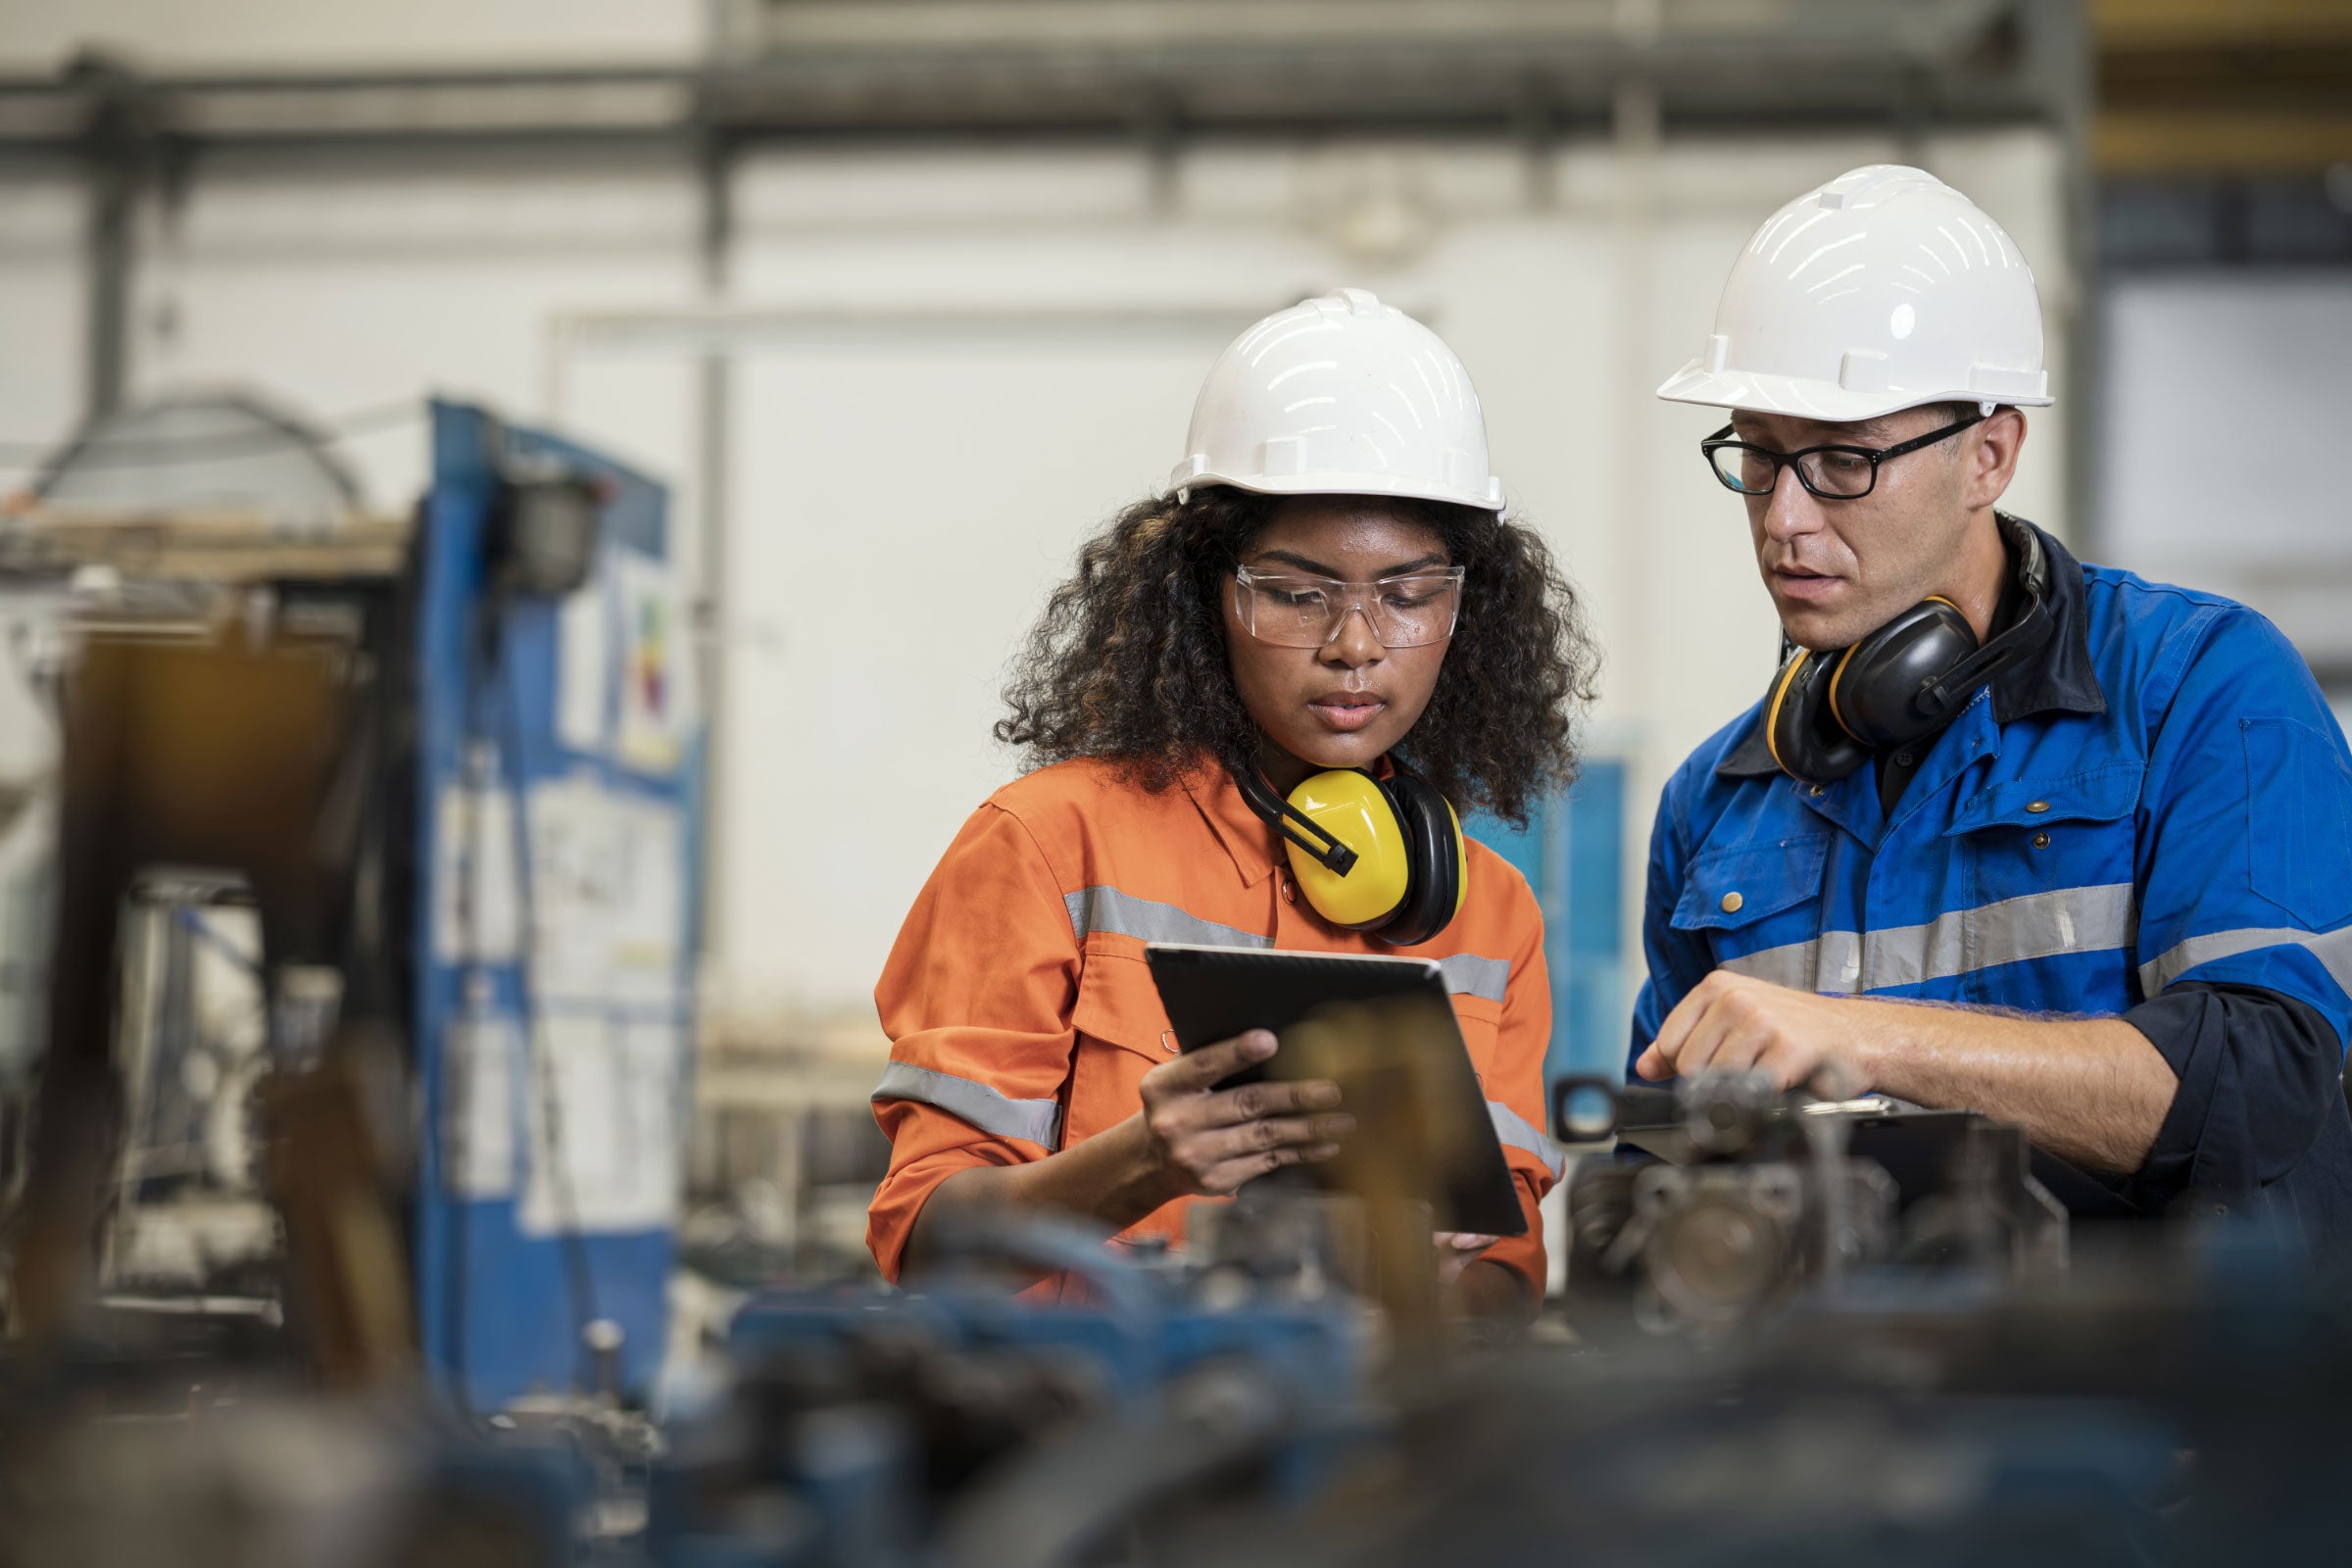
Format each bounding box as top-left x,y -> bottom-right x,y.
1172,466 -> 1505,514
1655,360 -> 2054,423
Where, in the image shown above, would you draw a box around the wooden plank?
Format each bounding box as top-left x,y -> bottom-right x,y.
0,507 -> 411,581
2097,0 -> 2352,50
2098,106 -> 2352,173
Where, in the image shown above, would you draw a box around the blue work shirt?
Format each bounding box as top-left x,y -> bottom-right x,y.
1632,518 -> 2352,1246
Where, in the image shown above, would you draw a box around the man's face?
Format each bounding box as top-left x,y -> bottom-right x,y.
1731,405 -> 1978,651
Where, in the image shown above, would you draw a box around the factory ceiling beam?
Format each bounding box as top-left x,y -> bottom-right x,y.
0,0 -> 2064,155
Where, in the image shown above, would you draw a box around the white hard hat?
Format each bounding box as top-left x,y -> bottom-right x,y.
1172,288 -> 1504,513
1657,165 -> 2053,423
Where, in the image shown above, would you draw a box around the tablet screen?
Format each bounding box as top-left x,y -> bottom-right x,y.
1144,943 -> 1528,1238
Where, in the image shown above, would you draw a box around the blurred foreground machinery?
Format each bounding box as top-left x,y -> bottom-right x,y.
648,1172 -> 2352,1568
1557,1073 -> 2069,1339
656,1211 -> 1368,1568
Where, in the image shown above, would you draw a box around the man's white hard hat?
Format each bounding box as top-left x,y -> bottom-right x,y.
1173,288 -> 1504,513
1657,165 -> 2055,423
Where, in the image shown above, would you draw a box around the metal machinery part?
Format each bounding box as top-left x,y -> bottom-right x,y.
1561,1072 -> 2064,1341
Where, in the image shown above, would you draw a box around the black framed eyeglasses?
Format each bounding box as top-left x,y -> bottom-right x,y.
1699,410 -> 1986,501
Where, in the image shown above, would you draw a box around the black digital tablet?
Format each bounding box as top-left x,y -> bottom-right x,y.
1143,943 -> 1528,1238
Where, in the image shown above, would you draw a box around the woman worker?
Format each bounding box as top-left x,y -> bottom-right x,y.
865,289 -> 1597,1319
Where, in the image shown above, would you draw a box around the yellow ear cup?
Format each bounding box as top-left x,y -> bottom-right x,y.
1282,769 -> 1411,928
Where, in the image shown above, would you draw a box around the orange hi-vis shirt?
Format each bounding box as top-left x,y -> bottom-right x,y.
866,756 -> 1565,1295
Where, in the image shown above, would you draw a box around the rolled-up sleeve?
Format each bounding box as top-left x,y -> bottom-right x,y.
867,803 -> 1080,1281
2120,986 -> 2352,1219
2126,609 -> 2352,1234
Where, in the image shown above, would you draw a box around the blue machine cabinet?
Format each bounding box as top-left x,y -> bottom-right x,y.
1468,760 -> 1629,1101
411,400 -> 702,1409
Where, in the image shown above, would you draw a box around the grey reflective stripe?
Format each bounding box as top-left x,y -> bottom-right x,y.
2139,924 -> 2352,998
1723,934 -> 1849,992
1487,1101 -> 1567,1181
872,1060 -> 1061,1148
1065,886 -> 1270,950
1439,953 -> 1511,1004
1719,882 -> 2137,996
1064,885 -> 1509,1001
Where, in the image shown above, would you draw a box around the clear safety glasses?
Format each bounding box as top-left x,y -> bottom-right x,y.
1231,564 -> 1465,650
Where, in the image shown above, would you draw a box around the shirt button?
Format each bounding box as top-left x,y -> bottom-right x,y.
2032,831 -> 2051,850
1160,1029 -> 1179,1054
1894,750 -> 1914,766
1280,875 -> 1298,905
2026,800 -> 2051,813
1808,784 -> 1826,798
1720,891 -> 1744,914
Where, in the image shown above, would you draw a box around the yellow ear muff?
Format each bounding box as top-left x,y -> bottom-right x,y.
1281,769 -> 1411,929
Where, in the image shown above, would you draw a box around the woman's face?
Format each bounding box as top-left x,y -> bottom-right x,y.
1221,496 -> 1454,787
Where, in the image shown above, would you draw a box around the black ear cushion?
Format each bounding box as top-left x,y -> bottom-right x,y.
1834,599 -> 1979,750
1767,649 -> 1869,786
1378,773 -> 1460,947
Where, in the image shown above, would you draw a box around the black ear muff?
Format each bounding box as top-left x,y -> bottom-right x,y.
1765,647 -> 1870,786
1830,597 -> 1980,750
1761,519 -> 2059,790
1378,773 -> 1462,947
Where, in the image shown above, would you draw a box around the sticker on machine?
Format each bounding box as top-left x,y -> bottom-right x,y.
612,549 -> 699,776
525,775 -> 686,1009
518,1012 -> 685,1236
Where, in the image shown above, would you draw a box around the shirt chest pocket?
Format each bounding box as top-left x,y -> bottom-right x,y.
1671,835 -> 1830,970
1947,763 -> 2142,913
1071,949 -> 1180,1063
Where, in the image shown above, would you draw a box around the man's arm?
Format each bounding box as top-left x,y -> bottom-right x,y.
1633,971 -> 2178,1173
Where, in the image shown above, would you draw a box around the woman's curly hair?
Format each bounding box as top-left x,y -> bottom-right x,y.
996,487 -> 1600,826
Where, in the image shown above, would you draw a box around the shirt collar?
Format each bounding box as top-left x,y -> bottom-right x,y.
1717,514 -> 2104,781
1182,760 -> 1281,886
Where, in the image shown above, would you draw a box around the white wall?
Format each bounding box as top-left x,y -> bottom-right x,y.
0,173 -> 86,479
0,127 -> 2072,1034
2096,272 -> 2352,681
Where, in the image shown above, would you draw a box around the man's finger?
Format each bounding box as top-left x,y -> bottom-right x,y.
1193,1076 -> 1342,1128
1673,995 -> 1734,1076
1147,1029 -> 1277,1096
1634,1043 -> 1670,1081
1647,977 -> 1723,1076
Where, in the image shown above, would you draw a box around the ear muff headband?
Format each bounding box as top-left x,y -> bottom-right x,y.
1233,763 -> 1467,945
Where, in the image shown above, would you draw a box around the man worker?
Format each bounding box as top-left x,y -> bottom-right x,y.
1633,164 -> 2352,1242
